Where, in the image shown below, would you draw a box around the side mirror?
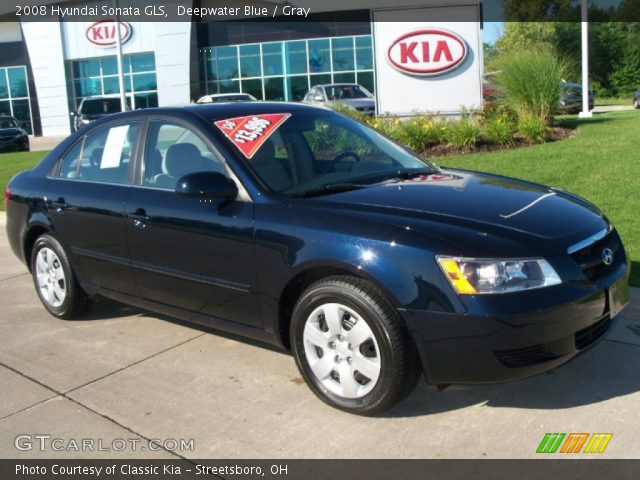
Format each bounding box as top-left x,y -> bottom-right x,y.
175,171 -> 238,200
313,95 -> 324,102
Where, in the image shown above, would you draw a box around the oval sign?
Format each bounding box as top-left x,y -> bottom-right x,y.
387,29 -> 467,76
86,21 -> 132,47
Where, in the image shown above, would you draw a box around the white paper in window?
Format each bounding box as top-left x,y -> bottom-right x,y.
100,125 -> 130,169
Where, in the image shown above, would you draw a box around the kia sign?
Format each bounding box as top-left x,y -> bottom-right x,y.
372,4 -> 482,116
86,21 -> 132,48
387,29 -> 467,76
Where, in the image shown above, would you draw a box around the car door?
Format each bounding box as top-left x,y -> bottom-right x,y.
125,118 -> 259,327
48,120 -> 141,294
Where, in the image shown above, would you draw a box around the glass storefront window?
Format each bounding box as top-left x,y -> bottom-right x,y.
133,73 -> 157,92
355,36 -> 373,70
356,71 -> 375,94
331,37 -> 354,72
262,42 -> 283,76
308,39 -> 330,73
219,79 -> 240,93
239,44 -> 261,78
285,41 -> 307,75
202,35 -> 374,102
0,66 -> 33,134
241,78 -> 262,99
215,46 -> 238,81
286,75 -> 309,101
8,67 -> 28,98
101,57 -> 118,76
68,52 -> 158,112
0,74 -> 7,99
264,76 -> 285,100
333,72 -> 355,84
72,59 -> 100,79
129,53 -> 155,73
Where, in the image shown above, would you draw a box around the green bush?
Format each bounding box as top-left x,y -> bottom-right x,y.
493,44 -> 572,124
518,115 -> 548,143
445,119 -> 481,149
393,116 -> 448,150
483,115 -> 515,145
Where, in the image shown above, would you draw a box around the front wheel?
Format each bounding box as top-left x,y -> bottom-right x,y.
30,234 -> 92,319
634,99 -> 639,110
291,276 -> 420,415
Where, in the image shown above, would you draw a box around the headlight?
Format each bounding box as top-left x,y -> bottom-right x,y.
436,256 -> 561,294
80,118 -> 91,125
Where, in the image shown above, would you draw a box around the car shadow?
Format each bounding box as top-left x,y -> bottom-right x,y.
384,335 -> 640,418
555,116 -> 611,129
77,297 -> 288,355
78,298 -> 640,418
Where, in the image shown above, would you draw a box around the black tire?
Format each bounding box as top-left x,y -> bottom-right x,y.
30,234 -> 92,319
634,99 -> 639,110
291,275 -> 421,415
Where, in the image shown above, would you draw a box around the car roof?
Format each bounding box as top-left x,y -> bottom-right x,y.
318,83 -> 359,88
90,101 -> 327,124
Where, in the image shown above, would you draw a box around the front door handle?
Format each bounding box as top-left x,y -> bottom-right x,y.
50,197 -> 68,212
129,208 -> 149,228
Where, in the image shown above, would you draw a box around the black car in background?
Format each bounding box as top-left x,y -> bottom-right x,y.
558,81 -> 595,114
0,116 -> 29,152
634,89 -> 640,109
5,103 -> 629,415
71,96 -> 129,131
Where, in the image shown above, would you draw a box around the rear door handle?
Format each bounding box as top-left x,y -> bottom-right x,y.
50,197 -> 67,211
129,208 -> 149,228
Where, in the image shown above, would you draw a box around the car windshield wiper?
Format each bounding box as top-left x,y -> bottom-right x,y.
383,168 -> 437,181
290,182 -> 370,198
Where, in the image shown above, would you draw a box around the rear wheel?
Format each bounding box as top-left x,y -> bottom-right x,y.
291,276 -> 420,415
30,234 -> 92,319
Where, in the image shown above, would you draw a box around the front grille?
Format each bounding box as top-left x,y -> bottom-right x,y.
575,314 -> 612,350
495,344 -> 562,368
570,230 -> 621,281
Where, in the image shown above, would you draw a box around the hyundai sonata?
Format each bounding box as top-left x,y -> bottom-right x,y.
5,103 -> 629,414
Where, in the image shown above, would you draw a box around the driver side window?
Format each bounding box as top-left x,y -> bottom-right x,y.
143,121 -> 228,189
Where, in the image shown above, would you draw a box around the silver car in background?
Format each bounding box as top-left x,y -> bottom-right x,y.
302,83 -> 375,115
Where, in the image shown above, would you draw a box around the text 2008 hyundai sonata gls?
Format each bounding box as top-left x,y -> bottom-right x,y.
5,103 -> 629,415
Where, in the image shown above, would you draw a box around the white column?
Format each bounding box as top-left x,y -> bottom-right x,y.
114,0 -> 127,112
579,0 -> 592,118
20,20 -> 71,136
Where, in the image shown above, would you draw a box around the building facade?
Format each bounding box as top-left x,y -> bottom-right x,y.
0,1 -> 481,137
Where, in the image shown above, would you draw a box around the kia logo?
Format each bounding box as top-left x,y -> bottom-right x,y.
601,248 -> 614,266
387,29 -> 467,76
86,21 -> 132,47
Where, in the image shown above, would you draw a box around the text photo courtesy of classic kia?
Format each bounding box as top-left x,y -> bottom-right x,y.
5,102 -> 629,415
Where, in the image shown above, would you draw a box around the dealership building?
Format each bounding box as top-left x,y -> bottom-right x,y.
0,0 -> 482,137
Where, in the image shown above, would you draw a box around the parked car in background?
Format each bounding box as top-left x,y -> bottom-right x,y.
71,96 -> 129,131
0,116 -> 30,152
558,81 -> 594,114
5,102 -> 629,415
197,93 -> 257,104
303,84 -> 375,115
633,89 -> 640,109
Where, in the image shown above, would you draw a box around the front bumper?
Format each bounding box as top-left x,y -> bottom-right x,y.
401,263 -> 629,385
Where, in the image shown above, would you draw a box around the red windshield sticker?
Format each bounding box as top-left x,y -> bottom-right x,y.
214,113 -> 291,159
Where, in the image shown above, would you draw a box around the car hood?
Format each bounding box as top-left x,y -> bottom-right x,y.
329,98 -> 375,109
309,169 -> 608,256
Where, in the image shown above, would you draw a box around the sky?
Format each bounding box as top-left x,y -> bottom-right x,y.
484,22 -> 505,44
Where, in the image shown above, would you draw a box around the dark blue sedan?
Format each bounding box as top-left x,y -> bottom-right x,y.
5,103 -> 629,414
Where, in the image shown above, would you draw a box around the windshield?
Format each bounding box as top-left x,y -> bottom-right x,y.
216,110 -> 436,197
81,98 -> 124,115
324,85 -> 372,100
0,117 -> 19,129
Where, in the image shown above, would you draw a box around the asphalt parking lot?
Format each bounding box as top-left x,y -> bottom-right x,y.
1,212 -> 639,459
